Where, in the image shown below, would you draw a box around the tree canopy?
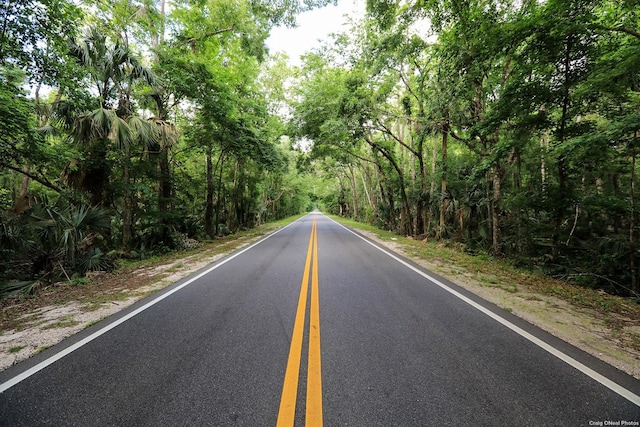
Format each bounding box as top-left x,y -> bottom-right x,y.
289,0 -> 640,297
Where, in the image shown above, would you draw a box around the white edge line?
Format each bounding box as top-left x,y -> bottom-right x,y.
0,216 -> 306,394
327,216 -> 640,407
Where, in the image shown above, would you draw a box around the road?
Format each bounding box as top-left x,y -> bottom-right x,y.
0,213 -> 639,425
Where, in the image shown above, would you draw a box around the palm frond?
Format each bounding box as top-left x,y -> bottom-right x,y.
130,60 -> 157,86
90,108 -> 116,139
108,116 -> 133,149
38,124 -> 59,137
128,115 -> 158,149
150,118 -> 180,149
73,107 -> 122,145
52,100 -> 77,131
0,280 -> 42,298
72,108 -> 113,144
35,101 -> 52,118
79,248 -> 113,273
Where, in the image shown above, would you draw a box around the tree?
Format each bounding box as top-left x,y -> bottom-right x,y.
64,26 -> 161,252
0,0 -> 82,82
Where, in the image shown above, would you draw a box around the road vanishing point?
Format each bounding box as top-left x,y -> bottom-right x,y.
1,213 -> 639,425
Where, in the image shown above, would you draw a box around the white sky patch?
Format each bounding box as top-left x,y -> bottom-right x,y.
266,0 -> 366,66
293,137 -> 314,152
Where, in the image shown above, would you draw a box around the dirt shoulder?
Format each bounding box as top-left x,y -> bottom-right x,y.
1,221 -> 639,381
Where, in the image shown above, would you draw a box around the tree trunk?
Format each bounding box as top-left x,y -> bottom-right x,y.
399,174 -> 413,236
11,165 -> 31,215
87,142 -> 109,208
438,129 -> 448,239
348,164 -> 359,219
513,148 -> 523,253
375,160 -> 394,229
122,145 -> 133,249
160,0 -> 165,43
214,153 -> 225,236
361,164 -> 374,217
427,133 -> 438,236
205,151 -> 214,238
158,146 -> 172,246
486,170 -> 492,245
381,157 -> 412,236
631,134 -> 638,295
540,133 -> 548,199
232,159 -> 239,229
414,130 -> 426,237
491,162 -> 502,255
387,159 -> 412,234
553,35 -> 573,257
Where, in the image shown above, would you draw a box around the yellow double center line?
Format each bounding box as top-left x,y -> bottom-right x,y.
277,217 -> 323,427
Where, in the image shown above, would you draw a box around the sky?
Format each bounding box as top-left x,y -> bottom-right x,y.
265,0 -> 366,65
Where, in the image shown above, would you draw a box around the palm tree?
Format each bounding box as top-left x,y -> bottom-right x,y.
64,27 -> 161,249
0,197 -> 111,297
68,27 -> 155,111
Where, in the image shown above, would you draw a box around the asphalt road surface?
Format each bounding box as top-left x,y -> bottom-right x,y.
1,213 -> 639,426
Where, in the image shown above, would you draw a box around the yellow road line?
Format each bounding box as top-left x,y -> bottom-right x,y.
277,217 -> 320,426
306,218 -> 323,426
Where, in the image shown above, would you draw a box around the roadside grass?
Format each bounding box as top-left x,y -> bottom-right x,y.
330,216 -> 640,320
42,315 -> 80,330
81,289 -> 133,312
35,345 -> 52,355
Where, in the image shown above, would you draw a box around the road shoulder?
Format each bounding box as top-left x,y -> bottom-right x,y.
353,228 -> 640,380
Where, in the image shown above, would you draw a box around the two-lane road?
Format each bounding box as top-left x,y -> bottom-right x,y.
1,213 -> 639,425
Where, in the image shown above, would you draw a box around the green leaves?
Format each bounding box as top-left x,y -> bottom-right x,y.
0,0 -> 344,296
284,0 -> 640,292
0,0 -> 82,83
0,67 -> 37,161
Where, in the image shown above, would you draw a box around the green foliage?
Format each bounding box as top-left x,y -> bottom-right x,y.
0,0 -> 328,299
0,67 -> 40,168
0,197 -> 114,297
287,0 -> 640,296
0,189 -> 11,212
0,0 -> 83,83
6,0 -> 638,300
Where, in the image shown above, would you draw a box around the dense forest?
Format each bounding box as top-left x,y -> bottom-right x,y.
1,0 -> 639,299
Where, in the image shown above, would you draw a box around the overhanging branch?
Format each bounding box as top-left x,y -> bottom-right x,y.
2,163 -> 63,193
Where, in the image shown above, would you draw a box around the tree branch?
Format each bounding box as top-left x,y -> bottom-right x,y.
1,163 -> 64,193
594,24 -> 640,40
373,118 -> 420,158
180,26 -> 235,45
